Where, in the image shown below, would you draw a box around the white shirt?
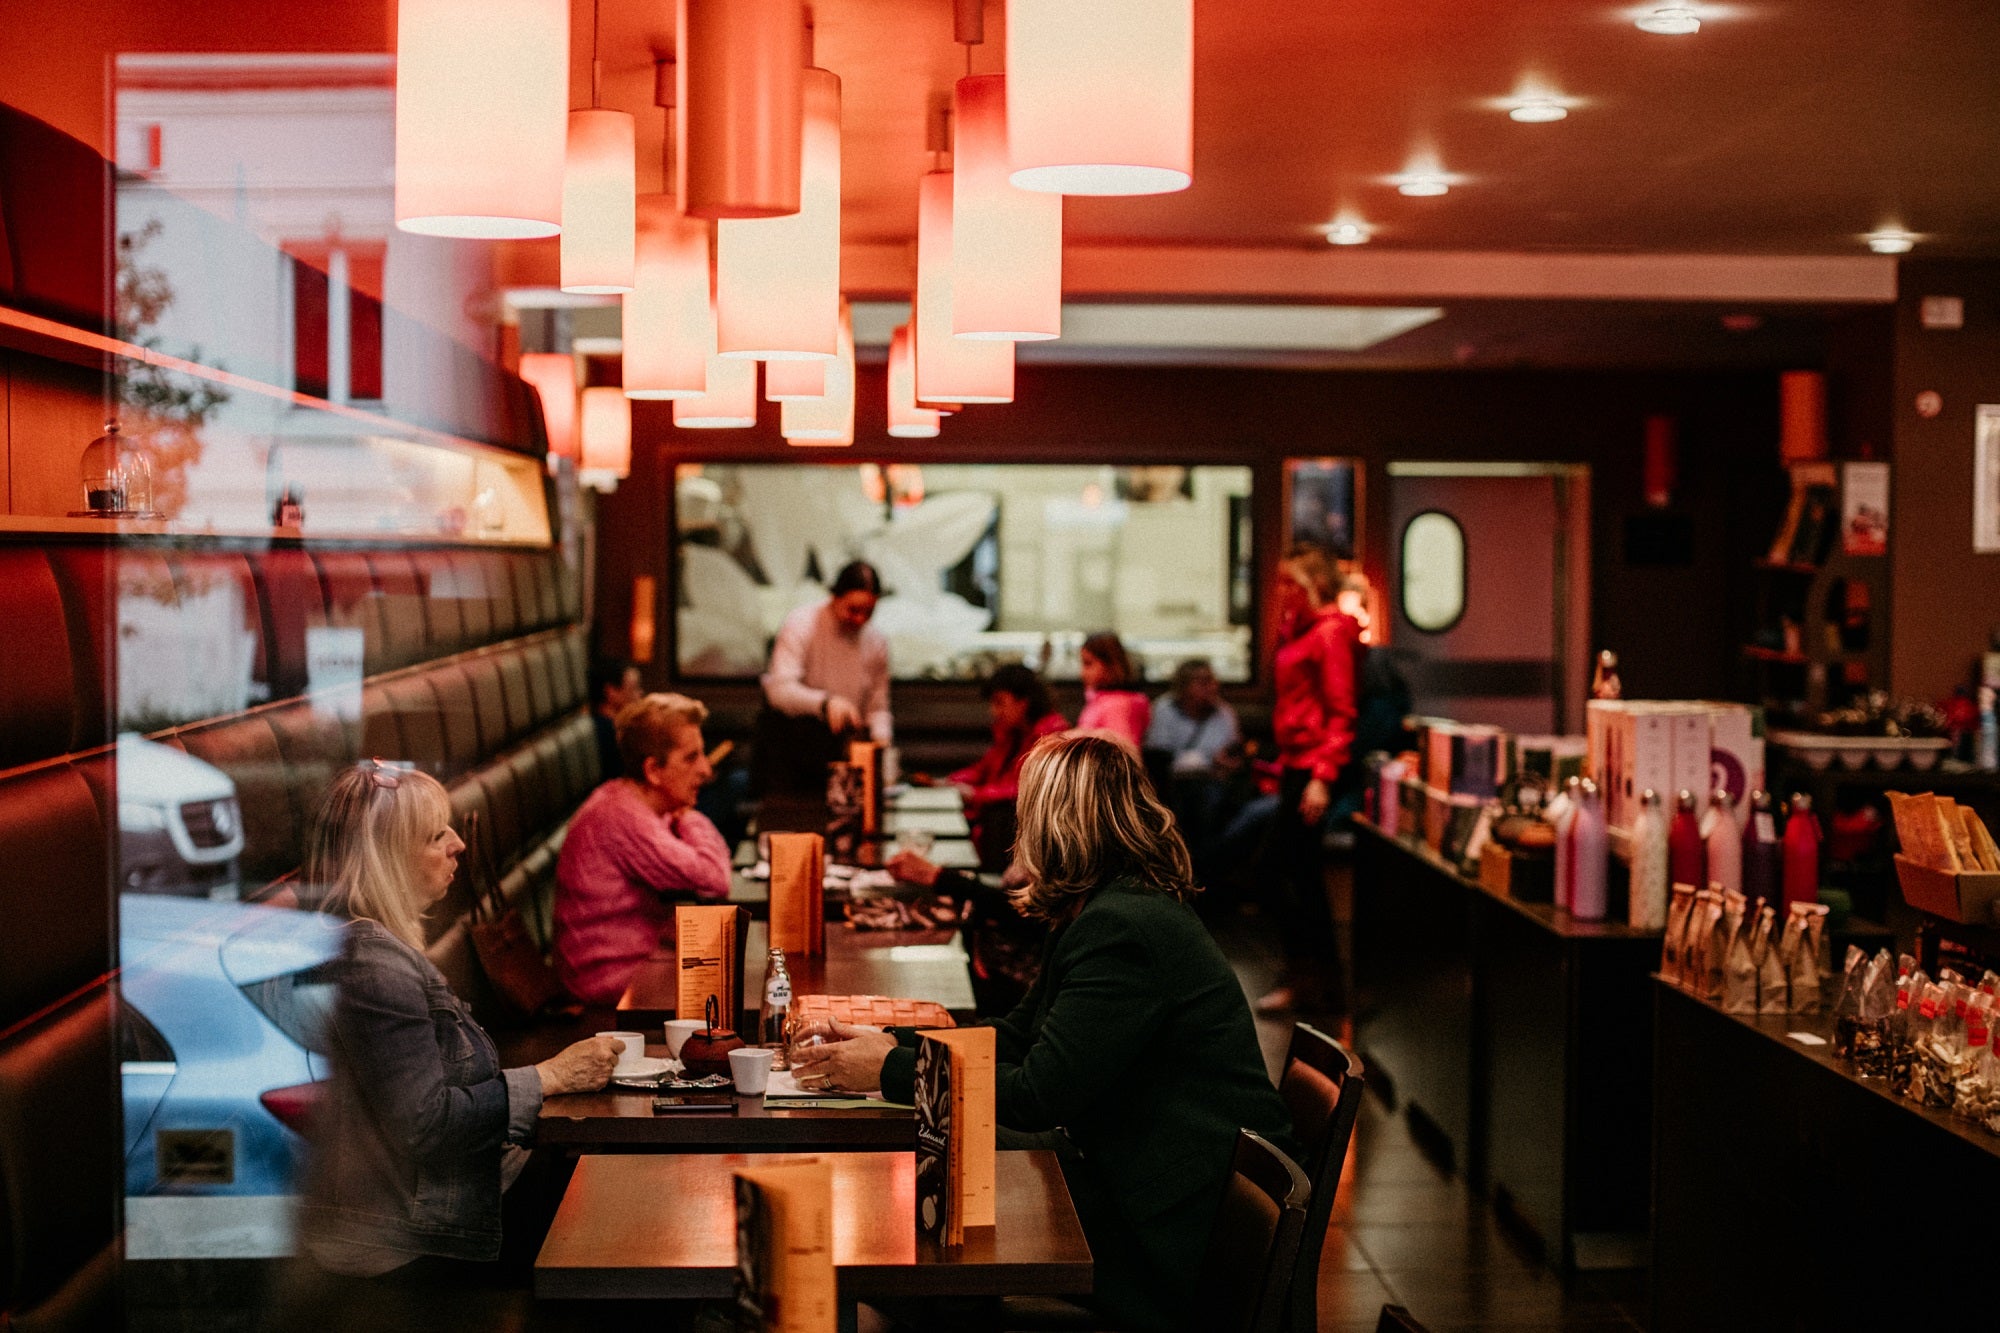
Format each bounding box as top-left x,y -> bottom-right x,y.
761,602 -> 893,745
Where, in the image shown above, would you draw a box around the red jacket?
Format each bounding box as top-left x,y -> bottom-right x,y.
951,711 -> 1070,811
1272,606 -> 1361,782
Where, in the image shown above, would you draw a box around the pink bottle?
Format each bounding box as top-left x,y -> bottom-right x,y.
1782,793 -> 1822,910
1569,779 -> 1608,921
1552,776 -> 1581,911
1668,789 -> 1705,891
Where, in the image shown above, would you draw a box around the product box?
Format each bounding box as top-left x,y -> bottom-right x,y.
1514,734 -> 1588,788
1698,701 -> 1765,826
1422,784 -> 1452,852
1894,856 -> 2000,926
1603,705 -> 1676,834
1480,841 -> 1555,903
1664,706 -> 1713,821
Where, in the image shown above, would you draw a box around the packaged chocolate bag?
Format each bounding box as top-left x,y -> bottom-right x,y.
1952,991 -> 1995,1122
1907,980 -> 1955,1107
1890,957 -> 1918,1088
1829,945 -> 1867,1058
1753,906 -> 1789,1015
1662,883 -> 1698,987
1684,889 -> 1725,999
1783,902 -> 1830,1014
1721,891 -> 1758,1013
1851,949 -> 1897,1078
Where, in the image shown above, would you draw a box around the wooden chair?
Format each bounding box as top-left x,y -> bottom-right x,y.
1197,1129 -> 1314,1333
1376,1304 -> 1432,1332
1278,1023 -> 1368,1333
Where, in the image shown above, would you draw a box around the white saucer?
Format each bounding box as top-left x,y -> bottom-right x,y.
610,1056 -> 680,1084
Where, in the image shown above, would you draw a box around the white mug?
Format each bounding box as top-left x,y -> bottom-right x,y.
728,1046 -> 774,1095
663,1019 -> 707,1059
596,1030 -> 647,1070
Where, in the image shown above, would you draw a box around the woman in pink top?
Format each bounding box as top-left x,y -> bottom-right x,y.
1074,632 -> 1151,752
553,693 -> 732,1004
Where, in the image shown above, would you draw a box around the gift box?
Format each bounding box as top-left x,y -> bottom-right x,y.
1894,855 -> 2000,926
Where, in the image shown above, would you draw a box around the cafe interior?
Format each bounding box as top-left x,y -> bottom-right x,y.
3,1 -> 1999,1330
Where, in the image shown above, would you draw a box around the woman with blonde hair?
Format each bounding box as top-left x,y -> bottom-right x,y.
793,734 -> 1293,1333
296,761 -> 617,1284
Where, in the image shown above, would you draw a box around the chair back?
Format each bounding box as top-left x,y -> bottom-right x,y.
1279,1023 -> 1367,1333
1198,1129 -> 1312,1333
1376,1305 -> 1432,1332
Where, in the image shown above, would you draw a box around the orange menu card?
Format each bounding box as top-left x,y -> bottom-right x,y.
914,1027 -> 996,1247
768,831 -> 827,957
733,1159 -> 836,1333
676,903 -> 740,1022
847,740 -> 881,835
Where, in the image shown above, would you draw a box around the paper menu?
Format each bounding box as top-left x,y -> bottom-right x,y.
768,832 -> 827,957
733,1159 -> 836,1333
914,1027 -> 995,1246
676,904 -> 742,1023
847,740 -> 881,835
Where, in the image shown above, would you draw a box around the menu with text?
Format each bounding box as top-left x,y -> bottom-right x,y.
676,903 -> 740,1022
914,1027 -> 996,1246
847,740 -> 881,835
768,831 -> 826,957
733,1159 -> 835,1333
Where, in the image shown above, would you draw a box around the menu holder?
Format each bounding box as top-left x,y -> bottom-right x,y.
676,903 -> 751,1021
913,1027 -> 996,1248
847,740 -> 882,836
769,832 -> 827,957
825,762 -> 864,863
733,1158 -> 836,1333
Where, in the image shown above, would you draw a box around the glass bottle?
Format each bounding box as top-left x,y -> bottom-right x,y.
1629,788 -> 1670,930
1742,790 -> 1783,912
1552,776 -> 1581,911
1668,789 -> 1705,892
78,420 -> 155,518
1701,787 -> 1742,897
757,948 -> 794,1068
1569,779 -> 1608,921
1591,650 -> 1623,701
1783,794 -> 1822,911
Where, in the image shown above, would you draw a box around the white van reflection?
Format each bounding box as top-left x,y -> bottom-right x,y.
116,734 -> 244,898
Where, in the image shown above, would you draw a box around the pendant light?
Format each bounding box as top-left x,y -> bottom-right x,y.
782,303 -> 855,445
677,0 -> 805,218
717,64 -> 842,360
886,325 -> 941,439
951,73 -> 1061,341
766,359 -> 828,401
579,386 -> 632,478
624,195 -> 715,399
395,0 -> 568,237
560,0 -> 636,292
674,353 -> 759,428
517,352 -> 579,460
915,171 -> 1014,404
1006,0 -> 1193,196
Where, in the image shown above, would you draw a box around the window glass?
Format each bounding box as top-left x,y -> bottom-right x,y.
1401,510 -> 1465,632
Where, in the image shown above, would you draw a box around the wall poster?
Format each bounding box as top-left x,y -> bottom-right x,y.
1977,406 -> 2000,555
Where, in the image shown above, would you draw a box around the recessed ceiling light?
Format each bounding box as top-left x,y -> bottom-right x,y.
1509,98 -> 1569,123
1324,221 -> 1372,246
1864,227 -> 1916,255
1395,175 -> 1450,197
1634,4 -> 1701,34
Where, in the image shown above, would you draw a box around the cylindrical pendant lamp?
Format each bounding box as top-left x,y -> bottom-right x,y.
915,172 -> 1014,404
716,66 -> 841,360
952,74 -> 1061,340
674,355 -> 759,428
886,325 -> 941,439
1006,0 -> 1194,196
517,352 -> 579,460
677,0 -> 805,219
766,359 -> 828,401
782,307 -> 855,445
624,195 -> 715,399
560,109 -> 637,293
579,386 -> 632,477
395,0 -> 568,236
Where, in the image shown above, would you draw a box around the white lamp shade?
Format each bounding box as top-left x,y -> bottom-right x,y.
1006,0 -> 1193,196
517,352 -> 578,460
716,67 -> 841,360
395,0 -> 568,237
623,195 -> 715,400
915,171 -> 1014,404
579,386 -> 632,476
886,325 -> 941,439
782,303 -> 855,445
766,358 -> 828,401
952,74 -> 1061,341
674,355 -> 759,428
560,109 -> 637,293
676,0 -> 805,219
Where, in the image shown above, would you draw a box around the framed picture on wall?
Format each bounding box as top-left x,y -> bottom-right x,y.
1976,405 -> 2000,554
1282,458 -> 1361,561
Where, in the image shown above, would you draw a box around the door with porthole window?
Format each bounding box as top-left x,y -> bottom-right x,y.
1385,463 -> 1592,735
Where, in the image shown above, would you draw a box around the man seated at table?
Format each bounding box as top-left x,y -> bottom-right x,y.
553,693 -> 732,1004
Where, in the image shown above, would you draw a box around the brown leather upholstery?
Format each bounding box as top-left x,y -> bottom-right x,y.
508,554 -> 545,632
520,640 -> 557,725
458,655 -> 511,754
312,550 -> 381,670
478,764 -> 525,873
45,547 -> 157,751
384,675 -> 448,775
494,652 -> 534,743
558,711 -> 603,794
444,552 -> 492,647
509,747 -> 556,843
0,988 -> 117,1330
531,733 -> 572,811
0,549 -> 80,769
172,714 -> 301,887
549,633 -> 584,712
253,549 -> 330,700
531,555 -> 564,628
411,550 -> 464,658
1376,1307 -> 1431,1333
167,551 -> 267,699
266,697 -> 360,839
1199,1130 -> 1312,1333
0,765 -> 108,1028
557,628 -> 588,705
363,551 -> 429,671
427,665 -> 482,776
482,551 -> 519,639
1280,1025 -> 1367,1333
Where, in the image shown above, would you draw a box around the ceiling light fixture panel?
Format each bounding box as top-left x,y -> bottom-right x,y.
1863,227 -> 1918,255
1324,221 -> 1372,246
1629,3 -> 1701,34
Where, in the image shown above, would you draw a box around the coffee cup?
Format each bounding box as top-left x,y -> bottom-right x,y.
728,1046 -> 774,1095
597,1030 -> 647,1070
663,1018 -> 706,1059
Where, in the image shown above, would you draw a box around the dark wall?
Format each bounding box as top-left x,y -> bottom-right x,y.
600,363 -> 1797,722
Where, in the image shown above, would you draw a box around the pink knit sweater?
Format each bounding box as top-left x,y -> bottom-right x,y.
552,780 -> 732,1004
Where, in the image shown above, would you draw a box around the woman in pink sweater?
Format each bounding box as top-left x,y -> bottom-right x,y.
554,693 -> 731,1004
1074,632 -> 1151,752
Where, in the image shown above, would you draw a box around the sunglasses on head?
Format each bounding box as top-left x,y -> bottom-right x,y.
363,757 -> 405,790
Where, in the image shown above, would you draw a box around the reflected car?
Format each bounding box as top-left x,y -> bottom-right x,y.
115,734 -> 244,897
119,893 -> 343,1260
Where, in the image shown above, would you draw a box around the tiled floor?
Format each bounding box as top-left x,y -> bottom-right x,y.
1216,902 -> 1652,1332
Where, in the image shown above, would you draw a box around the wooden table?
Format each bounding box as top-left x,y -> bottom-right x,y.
615,919 -> 979,1026
732,838 -> 982,873
538,1044 -> 914,1153
535,1150 -> 1092,1302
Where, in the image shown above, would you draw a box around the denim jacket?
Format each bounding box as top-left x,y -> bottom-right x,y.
299,919 -> 541,1274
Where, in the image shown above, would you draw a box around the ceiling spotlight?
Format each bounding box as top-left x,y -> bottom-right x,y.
1864,227 -> 1916,255
1325,221 -> 1371,246
1509,98 -> 1569,123
1396,175 -> 1450,197
1635,5 -> 1701,34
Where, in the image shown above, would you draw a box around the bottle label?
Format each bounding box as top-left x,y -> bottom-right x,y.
767,978 -> 792,1006
1754,813 -> 1776,841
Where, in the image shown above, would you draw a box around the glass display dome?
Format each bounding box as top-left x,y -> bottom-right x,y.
77,420 -> 157,518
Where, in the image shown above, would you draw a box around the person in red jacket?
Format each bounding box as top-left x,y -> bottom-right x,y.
1258,541 -> 1362,1015
911,663 -> 1069,863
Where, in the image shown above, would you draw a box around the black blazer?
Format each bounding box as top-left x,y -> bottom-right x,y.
883,878 -> 1295,1332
